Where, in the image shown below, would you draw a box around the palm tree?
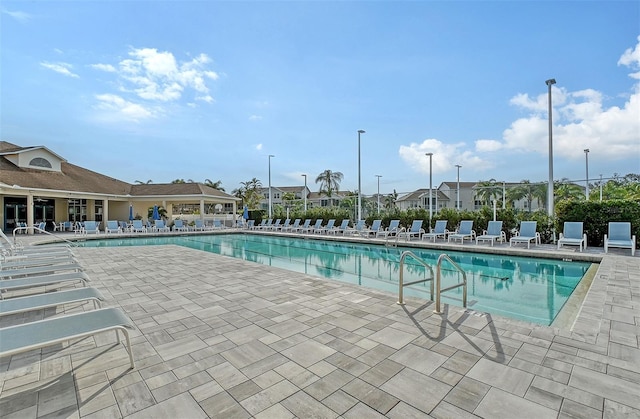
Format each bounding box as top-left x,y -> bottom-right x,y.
134,179 -> 153,184
315,170 -> 343,206
474,179 -> 503,206
233,178 -> 263,209
507,180 -> 547,212
204,179 -> 225,192
384,190 -> 398,210
555,178 -> 584,201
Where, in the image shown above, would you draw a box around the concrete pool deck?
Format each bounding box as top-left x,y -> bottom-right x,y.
1,232 -> 639,418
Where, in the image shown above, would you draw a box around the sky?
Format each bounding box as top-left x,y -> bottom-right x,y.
1,1 -> 639,197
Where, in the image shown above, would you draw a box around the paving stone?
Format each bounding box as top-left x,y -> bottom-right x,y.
279,339 -> 336,368
381,367 -> 451,413
280,390 -> 339,418
474,387 -> 557,419
467,358 -> 534,397
321,389 -> 358,415
342,401 -> 387,418
569,365 -> 640,410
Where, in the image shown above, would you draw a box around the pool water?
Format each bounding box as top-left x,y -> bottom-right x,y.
79,234 -> 590,325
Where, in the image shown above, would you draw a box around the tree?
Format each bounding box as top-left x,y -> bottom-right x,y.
204,179 -> 225,192
233,178 -> 263,209
135,179 -> 153,184
171,179 -> 194,184
555,178 -> 585,202
507,180 -> 547,212
315,170 -> 344,206
384,190 -> 398,210
474,179 -> 503,206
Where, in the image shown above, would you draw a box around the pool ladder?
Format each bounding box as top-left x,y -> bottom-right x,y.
397,251 -> 467,314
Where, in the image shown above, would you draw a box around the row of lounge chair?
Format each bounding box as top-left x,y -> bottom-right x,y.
0,231 -> 136,371
75,219 -> 228,234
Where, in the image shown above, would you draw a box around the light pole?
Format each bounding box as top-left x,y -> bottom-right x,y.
375,175 -> 382,214
584,148 -> 590,199
268,154 -> 274,218
545,78 -> 556,220
599,174 -> 603,202
301,174 -> 307,212
455,164 -> 461,210
357,129 -> 365,221
426,153 -> 433,224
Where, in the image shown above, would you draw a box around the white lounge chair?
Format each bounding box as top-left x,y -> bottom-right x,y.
131,220 -> 147,233
476,221 -> 506,246
283,219 -> 300,232
153,220 -> 170,233
422,220 -> 449,242
303,219 -> 323,234
376,220 -> 400,238
1,287 -> 104,316
448,220 -> 476,244
398,220 -> 424,241
362,220 -> 383,237
293,219 -> 312,233
317,219 -> 336,234
0,262 -> 83,279
0,307 -> 136,370
330,219 -> 350,235
346,220 -> 366,236
172,219 -> 190,232
0,272 -> 90,298
510,221 -> 540,248
105,220 -> 122,234
277,219 -> 291,231
557,222 -> 587,252
604,222 -> 636,256
83,221 -> 100,234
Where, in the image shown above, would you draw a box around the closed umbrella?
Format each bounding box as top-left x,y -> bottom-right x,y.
129,205 -> 134,221
243,205 -> 249,220
152,205 -> 160,220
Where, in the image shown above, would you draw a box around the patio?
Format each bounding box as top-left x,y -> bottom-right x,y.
0,235 -> 639,418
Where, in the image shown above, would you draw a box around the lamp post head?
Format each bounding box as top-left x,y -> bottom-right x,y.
269,154 -> 275,158
357,129 -> 365,134
425,152 -> 433,157
545,78 -> 556,86
584,148 -> 590,153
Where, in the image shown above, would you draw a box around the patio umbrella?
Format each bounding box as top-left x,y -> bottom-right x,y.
129,205 -> 134,221
152,205 -> 160,220
243,205 -> 249,220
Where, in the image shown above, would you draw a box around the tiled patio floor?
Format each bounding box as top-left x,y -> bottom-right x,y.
1,233 -> 639,418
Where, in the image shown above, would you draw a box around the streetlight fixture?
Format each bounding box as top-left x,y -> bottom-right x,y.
425,153 -> 433,224
357,129 -> 365,221
455,164 -> 461,210
268,154 -> 274,218
375,175 -> 382,214
584,148 -> 590,199
545,78 -> 556,220
599,174 -> 603,202
301,174 -> 307,212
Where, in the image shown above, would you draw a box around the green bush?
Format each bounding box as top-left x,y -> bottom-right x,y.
556,200 -> 640,247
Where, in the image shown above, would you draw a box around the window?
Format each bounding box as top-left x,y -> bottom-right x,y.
94,200 -> 103,222
29,157 -> 52,168
68,199 -> 87,222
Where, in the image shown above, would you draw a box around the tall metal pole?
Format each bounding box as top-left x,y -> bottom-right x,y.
584,148 -> 590,199
599,174 -> 603,202
375,175 -> 382,214
502,181 -> 506,209
357,129 -> 365,221
546,78 -> 556,219
301,174 -> 307,212
426,153 -> 433,224
455,164 -> 461,210
268,154 -> 274,218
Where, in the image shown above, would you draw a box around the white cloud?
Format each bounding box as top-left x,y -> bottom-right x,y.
40,61 -> 79,78
1,8 -> 32,23
249,115 -> 263,121
398,138 -> 491,175
475,139 -> 503,152
113,47 -> 218,103
90,63 -> 116,72
94,93 -> 155,122
256,143 -> 263,151
500,37 -> 640,161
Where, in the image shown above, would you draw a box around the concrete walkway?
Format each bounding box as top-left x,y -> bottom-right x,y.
0,235 -> 639,418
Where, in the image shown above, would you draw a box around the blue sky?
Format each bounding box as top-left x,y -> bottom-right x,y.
1,1 -> 639,197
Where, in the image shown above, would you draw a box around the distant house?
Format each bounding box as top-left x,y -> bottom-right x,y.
0,141 -> 240,232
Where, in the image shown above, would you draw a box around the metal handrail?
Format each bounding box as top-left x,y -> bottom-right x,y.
12,226 -> 77,247
397,250 -> 435,305
434,253 -> 467,314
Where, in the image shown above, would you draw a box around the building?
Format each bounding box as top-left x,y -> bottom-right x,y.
0,142 -> 240,232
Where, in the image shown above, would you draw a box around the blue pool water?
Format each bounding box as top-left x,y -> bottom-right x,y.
78,234 -> 590,325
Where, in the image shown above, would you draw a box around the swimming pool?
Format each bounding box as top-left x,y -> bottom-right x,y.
78,234 -> 590,325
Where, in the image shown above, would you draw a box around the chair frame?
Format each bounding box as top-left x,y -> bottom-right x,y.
557,222 -> 587,252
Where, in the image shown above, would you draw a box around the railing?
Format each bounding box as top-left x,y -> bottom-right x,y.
397,251 -> 435,305
12,226 -> 77,247
434,253 -> 467,314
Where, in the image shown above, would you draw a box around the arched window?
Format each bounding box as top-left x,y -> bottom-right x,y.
29,157 -> 52,168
